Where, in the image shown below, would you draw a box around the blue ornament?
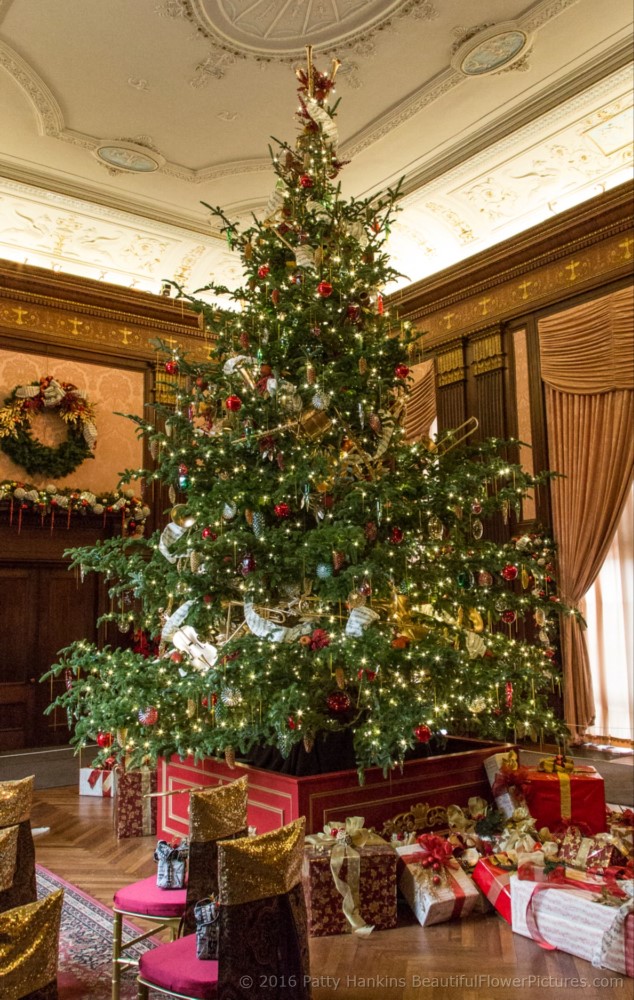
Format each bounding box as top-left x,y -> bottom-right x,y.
316,562 -> 333,580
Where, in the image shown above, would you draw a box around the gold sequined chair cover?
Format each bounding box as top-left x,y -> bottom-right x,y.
183,776 -> 249,933
216,818 -> 311,1000
0,889 -> 63,1000
0,777 -> 36,913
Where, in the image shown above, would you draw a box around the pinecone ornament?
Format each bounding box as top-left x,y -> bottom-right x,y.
306,363 -> 317,385
303,734 -> 315,753
252,511 -> 265,538
369,413 -> 382,434
358,357 -> 368,375
225,746 -> 236,769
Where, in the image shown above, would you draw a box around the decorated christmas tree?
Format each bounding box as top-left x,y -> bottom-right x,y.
46,51 -> 571,777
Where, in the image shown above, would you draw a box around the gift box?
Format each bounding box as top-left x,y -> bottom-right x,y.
115,768 -> 157,839
522,758 -> 606,835
560,826 -> 631,872
484,751 -> 524,819
302,818 -> 397,936
79,767 -> 115,798
396,837 -> 480,926
471,854 -> 517,924
511,874 -> 634,977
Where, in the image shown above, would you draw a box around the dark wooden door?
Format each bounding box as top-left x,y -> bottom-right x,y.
0,563 -> 99,749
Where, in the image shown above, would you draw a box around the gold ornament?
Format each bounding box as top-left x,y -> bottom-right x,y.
335,667 -> 346,690
358,357 -> 368,375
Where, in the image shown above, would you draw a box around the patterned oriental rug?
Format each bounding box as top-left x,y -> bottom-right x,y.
36,865 -> 157,999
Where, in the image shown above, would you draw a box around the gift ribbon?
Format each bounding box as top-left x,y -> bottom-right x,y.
593,895 -> 634,978
87,769 -> 102,789
305,817 -> 385,936
402,849 -> 466,919
140,768 -> 153,834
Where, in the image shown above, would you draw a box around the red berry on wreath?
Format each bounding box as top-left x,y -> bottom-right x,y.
225,395 -> 242,412
413,724 -> 432,743
317,281 -> 333,298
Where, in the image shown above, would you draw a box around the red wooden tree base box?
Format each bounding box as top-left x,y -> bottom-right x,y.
157,737 -> 517,838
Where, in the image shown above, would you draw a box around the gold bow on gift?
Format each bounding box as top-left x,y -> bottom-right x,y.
447,797 -> 489,847
498,806 -> 539,853
538,755 -> 575,775
305,816 -> 385,936
499,750 -> 519,772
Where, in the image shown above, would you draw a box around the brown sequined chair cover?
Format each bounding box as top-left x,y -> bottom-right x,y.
183,776 -> 248,933
0,889 -> 63,1000
217,818 -> 311,1000
0,778 -> 37,913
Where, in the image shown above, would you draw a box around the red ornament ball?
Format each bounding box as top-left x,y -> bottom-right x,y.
225,394 -> 242,412
502,564 -> 518,582
274,502 -> 291,519
170,651 -> 183,664
471,501 -> 483,515
390,526 -> 404,545
299,174 -> 314,188
288,716 -> 297,730
413,724 -> 432,744
257,264 -> 270,278
326,691 -> 352,716
138,706 -> 158,726
317,281 -> 333,298
357,668 -> 377,682
203,594 -> 213,605
394,363 -> 410,379
201,526 -> 216,540
164,359 -> 179,375
501,610 -> 517,624
96,731 -> 113,749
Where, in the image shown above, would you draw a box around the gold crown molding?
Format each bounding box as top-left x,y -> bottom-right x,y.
0,260 -> 205,362
389,183 -> 633,339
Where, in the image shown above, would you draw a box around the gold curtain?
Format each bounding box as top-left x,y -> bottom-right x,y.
404,360 -> 436,442
539,285 -> 634,738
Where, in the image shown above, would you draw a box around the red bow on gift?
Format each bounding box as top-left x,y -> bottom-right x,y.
415,833 -> 455,869
607,807 -> 634,828
491,764 -> 531,800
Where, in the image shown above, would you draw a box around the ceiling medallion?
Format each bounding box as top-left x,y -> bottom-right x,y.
181,0 -> 433,58
93,141 -> 166,174
451,22 -> 531,77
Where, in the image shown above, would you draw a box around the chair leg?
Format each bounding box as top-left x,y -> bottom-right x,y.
112,910 -> 123,1000
137,980 -> 149,1000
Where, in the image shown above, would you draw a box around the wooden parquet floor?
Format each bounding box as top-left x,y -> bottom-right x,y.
32,786 -> 631,1000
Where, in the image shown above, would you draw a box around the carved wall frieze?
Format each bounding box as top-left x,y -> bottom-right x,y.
0,263 -> 205,363
390,184 -> 633,345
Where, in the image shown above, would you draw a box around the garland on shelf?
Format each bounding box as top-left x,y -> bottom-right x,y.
0,480 -> 150,535
0,375 -> 97,477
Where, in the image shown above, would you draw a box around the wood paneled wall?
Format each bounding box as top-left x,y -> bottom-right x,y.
389,181 -> 634,531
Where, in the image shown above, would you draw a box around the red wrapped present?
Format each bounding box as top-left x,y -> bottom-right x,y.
522,756 -> 606,835
471,854 -> 517,924
511,873 -> 633,976
115,768 -> 157,839
396,835 -> 480,925
302,817 -> 397,936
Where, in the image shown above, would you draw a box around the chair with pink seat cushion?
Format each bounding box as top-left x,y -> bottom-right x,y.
136,818 -> 311,1000
111,776 -> 248,1000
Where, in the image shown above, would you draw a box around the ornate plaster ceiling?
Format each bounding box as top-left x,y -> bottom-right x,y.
0,0 -> 631,302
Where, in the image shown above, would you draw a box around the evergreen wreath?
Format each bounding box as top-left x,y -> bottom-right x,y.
0,375 -> 97,478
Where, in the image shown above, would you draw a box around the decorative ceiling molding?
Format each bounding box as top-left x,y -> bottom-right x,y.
174,0 -> 439,60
